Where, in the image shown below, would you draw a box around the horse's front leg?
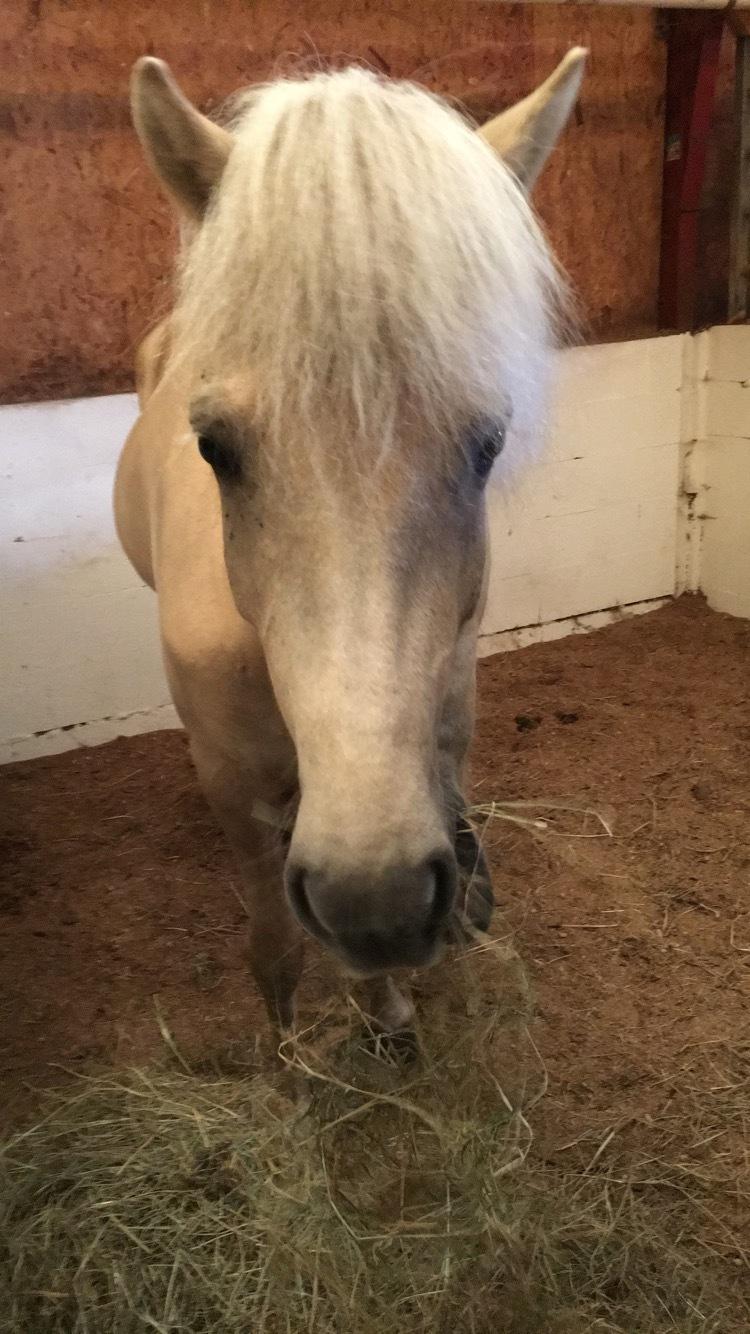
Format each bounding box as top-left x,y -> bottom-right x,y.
190,742 -> 304,1039
365,975 -> 415,1033
235,835 -> 304,1036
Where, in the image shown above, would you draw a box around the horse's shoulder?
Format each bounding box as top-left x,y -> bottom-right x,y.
159,572 -> 271,742
157,521 -> 255,670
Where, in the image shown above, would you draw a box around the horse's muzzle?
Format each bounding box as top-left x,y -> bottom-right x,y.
285,850 -> 456,973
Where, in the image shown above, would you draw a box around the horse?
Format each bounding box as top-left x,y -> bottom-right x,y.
115,49 -> 585,1039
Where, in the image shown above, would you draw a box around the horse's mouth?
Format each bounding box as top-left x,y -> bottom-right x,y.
302,917 -> 450,978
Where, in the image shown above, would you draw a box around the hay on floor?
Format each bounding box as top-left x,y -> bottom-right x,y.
1,939 -> 748,1334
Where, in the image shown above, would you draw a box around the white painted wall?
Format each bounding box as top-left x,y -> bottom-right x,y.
1,396 -> 177,761
1,328 -> 748,762
696,327 -> 750,619
482,336 -> 683,646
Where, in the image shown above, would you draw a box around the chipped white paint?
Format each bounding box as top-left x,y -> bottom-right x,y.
5,704 -> 180,765
698,325 -> 750,620
478,596 -> 671,657
675,330 -> 710,596
1,328 -> 749,762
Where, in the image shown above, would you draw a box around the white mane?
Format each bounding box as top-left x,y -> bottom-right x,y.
175,67 -> 566,467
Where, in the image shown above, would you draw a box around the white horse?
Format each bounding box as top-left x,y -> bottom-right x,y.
115,50 -> 585,1037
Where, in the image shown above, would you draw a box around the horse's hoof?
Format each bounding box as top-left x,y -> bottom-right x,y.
362,1026 -> 420,1066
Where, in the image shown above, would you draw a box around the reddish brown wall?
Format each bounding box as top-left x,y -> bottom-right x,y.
1,1 -> 674,403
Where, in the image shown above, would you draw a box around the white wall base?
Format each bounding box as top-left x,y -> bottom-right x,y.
2,327 -> 748,763
477,596 -> 671,657
2,704 -> 180,765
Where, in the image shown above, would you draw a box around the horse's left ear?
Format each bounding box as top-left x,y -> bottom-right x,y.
479,47 -> 587,190
131,57 -> 233,220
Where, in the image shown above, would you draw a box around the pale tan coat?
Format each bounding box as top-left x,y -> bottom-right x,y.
115,51 -> 585,1034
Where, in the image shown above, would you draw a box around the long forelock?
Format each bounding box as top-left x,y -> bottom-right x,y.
174,68 -> 567,470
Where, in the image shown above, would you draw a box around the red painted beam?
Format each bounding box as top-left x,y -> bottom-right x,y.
658,10 -> 724,330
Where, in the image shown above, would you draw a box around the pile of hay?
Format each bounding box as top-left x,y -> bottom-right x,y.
1,939 -> 748,1334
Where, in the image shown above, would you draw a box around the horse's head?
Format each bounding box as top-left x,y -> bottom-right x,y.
131,54 -> 584,974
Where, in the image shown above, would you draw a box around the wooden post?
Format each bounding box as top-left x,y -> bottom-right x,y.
658,10 -> 725,330
729,32 -> 750,320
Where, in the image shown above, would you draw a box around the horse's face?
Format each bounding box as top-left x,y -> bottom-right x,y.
132,54 -> 584,974
191,394 -> 498,971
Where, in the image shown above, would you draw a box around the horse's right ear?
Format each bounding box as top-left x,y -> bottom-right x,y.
131,57 -> 232,221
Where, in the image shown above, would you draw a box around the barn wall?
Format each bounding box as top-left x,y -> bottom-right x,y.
1,0 -> 672,404
0,393 -> 173,762
698,326 -> 750,619
5,330 -> 736,766
481,335 -> 683,650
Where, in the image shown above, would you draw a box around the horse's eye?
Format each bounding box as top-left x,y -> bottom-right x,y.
468,419 -> 506,482
197,434 -> 242,483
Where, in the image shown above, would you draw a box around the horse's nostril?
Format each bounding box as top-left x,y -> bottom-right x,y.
427,853 -> 456,930
286,866 -> 325,938
286,850 -> 456,966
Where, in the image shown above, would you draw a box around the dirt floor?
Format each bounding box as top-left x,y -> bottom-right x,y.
2,594 -> 750,1146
